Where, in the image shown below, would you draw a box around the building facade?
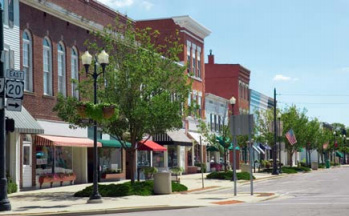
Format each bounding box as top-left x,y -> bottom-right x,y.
136,16 -> 211,173
17,0 -> 129,189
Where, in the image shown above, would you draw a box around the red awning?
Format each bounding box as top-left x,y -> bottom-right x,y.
36,135 -> 102,147
138,140 -> 167,152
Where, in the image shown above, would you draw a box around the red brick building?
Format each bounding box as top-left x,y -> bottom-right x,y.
18,0 -> 129,189
136,16 -> 211,172
206,51 -> 250,115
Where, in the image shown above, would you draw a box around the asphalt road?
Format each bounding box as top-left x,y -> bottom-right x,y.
90,166 -> 349,216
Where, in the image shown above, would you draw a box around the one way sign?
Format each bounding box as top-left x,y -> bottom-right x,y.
6,99 -> 22,112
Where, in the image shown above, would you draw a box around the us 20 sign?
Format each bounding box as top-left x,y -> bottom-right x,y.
6,80 -> 24,99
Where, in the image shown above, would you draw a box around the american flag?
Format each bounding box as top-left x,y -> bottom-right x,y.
285,129 -> 297,145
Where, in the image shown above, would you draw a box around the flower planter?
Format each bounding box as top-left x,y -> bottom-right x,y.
102,105 -> 115,119
102,173 -> 123,180
77,104 -> 87,118
39,173 -> 76,189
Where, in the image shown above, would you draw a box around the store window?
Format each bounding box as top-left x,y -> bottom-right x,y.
152,151 -> 164,167
36,145 -> 54,175
54,146 -> 73,173
167,145 -> 178,167
99,148 -> 122,173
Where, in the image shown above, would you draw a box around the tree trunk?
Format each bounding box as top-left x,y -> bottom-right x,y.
127,149 -> 136,183
288,150 -> 294,167
224,149 -> 227,172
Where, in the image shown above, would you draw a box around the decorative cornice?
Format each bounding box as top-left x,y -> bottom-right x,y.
172,16 -> 211,39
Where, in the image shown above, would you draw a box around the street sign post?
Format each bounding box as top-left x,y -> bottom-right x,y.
6,69 -> 24,80
6,99 -> 22,112
0,78 -> 4,93
5,80 -> 24,99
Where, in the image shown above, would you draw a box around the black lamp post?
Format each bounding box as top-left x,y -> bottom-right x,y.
272,88 -> 279,175
82,50 -> 109,203
277,113 -> 282,173
0,3 -> 11,212
340,134 -> 346,164
229,96 -> 237,195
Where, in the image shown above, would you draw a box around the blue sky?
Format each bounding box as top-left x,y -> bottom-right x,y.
98,0 -> 349,126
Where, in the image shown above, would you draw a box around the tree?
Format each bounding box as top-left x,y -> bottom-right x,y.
54,20 -> 191,183
303,118 -> 321,166
282,105 -> 308,166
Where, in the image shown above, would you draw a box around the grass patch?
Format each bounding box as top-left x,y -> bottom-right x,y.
206,171 -> 255,180
281,166 -> 311,174
74,181 -> 187,197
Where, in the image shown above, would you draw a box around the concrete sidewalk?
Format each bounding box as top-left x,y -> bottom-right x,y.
0,172 -> 282,216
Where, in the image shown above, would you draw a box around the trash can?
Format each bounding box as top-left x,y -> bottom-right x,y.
325,160 -> 330,169
311,162 -> 318,170
153,172 -> 172,194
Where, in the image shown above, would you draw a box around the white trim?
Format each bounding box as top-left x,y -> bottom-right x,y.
172,16 -> 211,39
180,30 -> 204,44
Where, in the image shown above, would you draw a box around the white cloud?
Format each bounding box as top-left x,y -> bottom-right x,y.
273,74 -> 299,82
98,0 -> 134,8
141,1 -> 153,10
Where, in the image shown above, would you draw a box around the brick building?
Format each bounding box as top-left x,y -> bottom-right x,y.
136,16 -> 211,173
17,0 -> 129,190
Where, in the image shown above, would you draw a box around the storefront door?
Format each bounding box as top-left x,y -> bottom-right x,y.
22,142 -> 32,187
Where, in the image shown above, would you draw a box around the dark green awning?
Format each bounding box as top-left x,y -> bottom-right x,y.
228,144 -> 240,150
207,146 -> 219,152
98,139 -> 131,148
336,151 -> 344,158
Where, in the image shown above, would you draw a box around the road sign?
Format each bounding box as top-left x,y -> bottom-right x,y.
0,78 -> 4,93
6,80 -> 24,99
6,69 -> 24,80
6,99 -> 22,112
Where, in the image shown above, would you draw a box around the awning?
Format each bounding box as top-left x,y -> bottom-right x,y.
256,145 -> 265,154
336,151 -> 344,158
188,131 -> 208,146
98,139 -> 131,148
36,135 -> 102,147
153,129 -> 192,146
6,106 -> 44,134
138,140 -> 167,152
259,144 -> 272,150
228,143 -> 240,150
252,145 -> 261,154
207,145 -> 219,152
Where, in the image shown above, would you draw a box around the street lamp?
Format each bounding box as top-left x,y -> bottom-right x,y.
277,113 -> 282,173
340,134 -> 346,164
82,50 -> 109,203
229,96 -> 237,195
272,88 -> 279,175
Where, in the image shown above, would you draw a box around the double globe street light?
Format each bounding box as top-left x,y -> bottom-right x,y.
81,50 -> 109,203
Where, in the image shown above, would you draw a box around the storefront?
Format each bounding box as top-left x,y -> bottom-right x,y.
153,129 -> 192,173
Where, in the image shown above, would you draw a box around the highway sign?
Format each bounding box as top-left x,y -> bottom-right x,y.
6,80 -> 24,99
6,99 -> 22,112
0,78 -> 4,93
6,69 -> 24,80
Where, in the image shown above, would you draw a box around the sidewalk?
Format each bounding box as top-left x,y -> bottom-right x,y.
0,172 -> 282,216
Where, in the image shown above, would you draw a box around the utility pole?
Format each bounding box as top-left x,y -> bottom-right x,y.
272,88 -> 279,175
0,3 -> 12,211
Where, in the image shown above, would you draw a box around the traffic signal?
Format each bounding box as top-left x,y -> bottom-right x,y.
6,118 -> 15,132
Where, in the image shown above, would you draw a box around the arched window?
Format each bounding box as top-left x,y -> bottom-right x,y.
43,38 -> 52,95
57,42 -> 66,96
71,47 -> 79,98
23,31 -> 33,92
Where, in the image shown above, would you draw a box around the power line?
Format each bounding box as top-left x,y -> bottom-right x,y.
279,101 -> 349,105
278,93 -> 349,97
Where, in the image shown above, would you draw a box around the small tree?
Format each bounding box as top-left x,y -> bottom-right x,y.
54,20 -> 191,183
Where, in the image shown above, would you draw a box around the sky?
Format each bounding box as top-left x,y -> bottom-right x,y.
98,0 -> 349,126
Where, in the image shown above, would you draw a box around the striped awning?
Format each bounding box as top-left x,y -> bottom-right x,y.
153,129 -> 192,146
5,107 -> 44,134
36,135 -> 102,147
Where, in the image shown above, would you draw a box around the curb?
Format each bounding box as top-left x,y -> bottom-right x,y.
2,206 -> 201,216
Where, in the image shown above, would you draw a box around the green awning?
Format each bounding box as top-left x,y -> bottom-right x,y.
228,144 -> 240,150
207,146 -> 219,152
98,139 -> 131,148
336,151 -> 344,158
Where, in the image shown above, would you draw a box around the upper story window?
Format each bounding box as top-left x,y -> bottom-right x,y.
186,41 -> 191,74
71,47 -> 79,99
2,0 -> 15,28
23,31 -> 33,92
197,47 -> 201,79
57,42 -> 66,96
43,38 -> 52,96
192,44 -> 197,76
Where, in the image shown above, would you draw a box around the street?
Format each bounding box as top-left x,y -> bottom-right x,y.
92,166 -> 349,216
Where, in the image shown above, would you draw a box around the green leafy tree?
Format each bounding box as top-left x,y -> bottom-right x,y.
303,118 -> 321,166
54,20 -> 191,183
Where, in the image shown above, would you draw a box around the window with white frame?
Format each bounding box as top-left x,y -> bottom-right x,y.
57,42 -> 66,96
186,41 -> 191,74
8,0 -> 14,28
192,44 -> 196,76
210,113 -> 213,131
214,114 -> 217,132
23,31 -> 33,92
198,95 -> 202,116
71,47 -> 79,98
43,38 -> 52,96
197,47 -> 201,78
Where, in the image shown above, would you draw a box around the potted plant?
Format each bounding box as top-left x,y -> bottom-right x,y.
76,102 -> 88,118
142,167 -> 158,179
102,104 -> 116,119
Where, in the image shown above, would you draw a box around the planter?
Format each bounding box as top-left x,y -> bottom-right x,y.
77,104 -> 87,118
39,173 -> 76,189
102,105 -> 115,119
102,173 -> 123,180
